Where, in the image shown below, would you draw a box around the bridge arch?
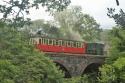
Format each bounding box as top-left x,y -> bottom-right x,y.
80,63 -> 102,82
54,61 -> 71,78
82,63 -> 102,76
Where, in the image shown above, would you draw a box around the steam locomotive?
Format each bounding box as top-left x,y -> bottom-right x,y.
30,37 -> 104,55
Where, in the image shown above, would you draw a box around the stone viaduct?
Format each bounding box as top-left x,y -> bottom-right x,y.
46,52 -> 106,77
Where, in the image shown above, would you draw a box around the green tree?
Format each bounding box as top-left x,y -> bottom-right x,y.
105,6 -> 125,63
0,0 -> 71,27
63,75 -> 90,83
106,27 -> 125,63
98,7 -> 125,83
98,27 -> 125,83
53,6 -> 101,41
0,23 -> 64,83
0,0 -> 71,82
107,8 -> 125,29
99,57 -> 125,83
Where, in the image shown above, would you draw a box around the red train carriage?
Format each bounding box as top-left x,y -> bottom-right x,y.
30,37 -> 86,54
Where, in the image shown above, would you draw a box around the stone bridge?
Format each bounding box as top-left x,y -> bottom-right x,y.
46,53 -> 106,77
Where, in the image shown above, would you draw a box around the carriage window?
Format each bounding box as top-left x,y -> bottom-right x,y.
79,42 -> 82,48
39,38 -> 42,44
48,39 -> 53,45
52,39 -> 56,45
43,38 -> 48,45
73,42 -> 76,47
65,41 -> 67,47
65,41 -> 68,47
56,40 -> 59,45
70,41 -> 74,47
78,43 -> 81,47
76,42 -> 78,47
46,39 -> 49,45
42,38 -> 45,44
47,39 -> 50,45
54,40 -> 57,45
53,39 -> 57,45
76,42 -> 80,48
64,41 -> 70,47
62,40 -> 65,46
67,41 -> 71,47
47,39 -> 49,45
58,40 -> 62,46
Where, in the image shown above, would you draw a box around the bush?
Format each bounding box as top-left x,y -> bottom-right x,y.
0,25 -> 64,83
98,57 -> 125,83
63,75 -> 90,83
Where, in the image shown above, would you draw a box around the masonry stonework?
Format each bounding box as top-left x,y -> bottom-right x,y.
46,53 -> 106,77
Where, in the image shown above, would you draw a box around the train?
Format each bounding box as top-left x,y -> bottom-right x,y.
30,37 -> 104,55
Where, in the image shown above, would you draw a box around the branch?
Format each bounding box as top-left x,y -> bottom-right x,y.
116,0 -> 119,6
15,0 -> 25,18
3,0 -> 13,5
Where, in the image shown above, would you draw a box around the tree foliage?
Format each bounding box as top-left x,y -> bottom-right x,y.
63,75 -> 90,83
98,6 -> 125,83
24,6 -> 102,42
0,23 -> 64,83
105,27 -> 125,64
107,8 -> 125,29
53,6 -> 101,41
0,0 -> 71,27
99,27 -> 125,83
99,57 -> 125,83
